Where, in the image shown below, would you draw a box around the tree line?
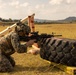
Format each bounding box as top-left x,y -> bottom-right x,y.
0,17 -> 20,22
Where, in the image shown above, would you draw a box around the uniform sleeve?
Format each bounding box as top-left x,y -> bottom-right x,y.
11,33 -> 27,53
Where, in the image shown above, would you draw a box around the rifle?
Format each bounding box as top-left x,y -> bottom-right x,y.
19,31 -> 62,42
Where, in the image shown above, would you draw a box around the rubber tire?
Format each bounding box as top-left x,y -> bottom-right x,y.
40,37 -> 76,67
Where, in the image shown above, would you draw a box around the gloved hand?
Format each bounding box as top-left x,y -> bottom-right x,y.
26,39 -> 36,47
27,49 -> 40,55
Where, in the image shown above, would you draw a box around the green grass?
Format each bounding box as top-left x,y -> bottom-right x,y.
0,23 -> 75,75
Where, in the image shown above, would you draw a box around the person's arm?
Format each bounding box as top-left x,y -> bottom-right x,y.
11,33 -> 36,53
11,33 -> 27,53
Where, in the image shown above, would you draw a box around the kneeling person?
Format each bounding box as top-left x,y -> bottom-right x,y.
0,22 -> 35,72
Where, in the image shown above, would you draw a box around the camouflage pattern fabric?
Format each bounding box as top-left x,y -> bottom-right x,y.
1,31 -> 27,55
0,31 -> 27,72
0,53 -> 13,72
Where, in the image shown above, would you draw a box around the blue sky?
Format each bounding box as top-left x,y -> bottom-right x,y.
0,0 -> 76,20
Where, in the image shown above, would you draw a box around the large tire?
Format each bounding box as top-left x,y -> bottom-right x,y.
40,37 -> 76,67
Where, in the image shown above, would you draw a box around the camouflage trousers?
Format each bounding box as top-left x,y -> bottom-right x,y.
0,49 -> 15,72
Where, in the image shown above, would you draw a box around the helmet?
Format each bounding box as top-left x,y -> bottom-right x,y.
15,22 -> 31,35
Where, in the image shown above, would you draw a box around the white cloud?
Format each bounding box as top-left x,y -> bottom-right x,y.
35,5 -> 40,9
9,0 -> 29,8
9,1 -> 20,8
49,0 -> 63,5
35,4 -> 45,9
0,0 -> 6,8
49,0 -> 76,5
0,0 -> 30,19
20,2 -> 29,7
0,0 -> 76,20
66,0 -> 71,4
9,1 -> 19,6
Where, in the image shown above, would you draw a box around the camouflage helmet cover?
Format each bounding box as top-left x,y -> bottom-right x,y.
15,22 -> 31,34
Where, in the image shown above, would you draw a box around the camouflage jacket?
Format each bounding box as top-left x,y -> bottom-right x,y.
0,31 -> 27,55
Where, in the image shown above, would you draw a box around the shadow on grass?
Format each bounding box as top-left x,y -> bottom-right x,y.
10,64 -> 61,73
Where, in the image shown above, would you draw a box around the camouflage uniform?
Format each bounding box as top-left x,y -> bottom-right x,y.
0,22 -> 30,72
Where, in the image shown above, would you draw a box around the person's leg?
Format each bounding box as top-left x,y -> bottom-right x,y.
5,55 -> 15,67
0,53 -> 13,72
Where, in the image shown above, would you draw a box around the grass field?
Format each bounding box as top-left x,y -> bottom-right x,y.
0,23 -> 76,75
